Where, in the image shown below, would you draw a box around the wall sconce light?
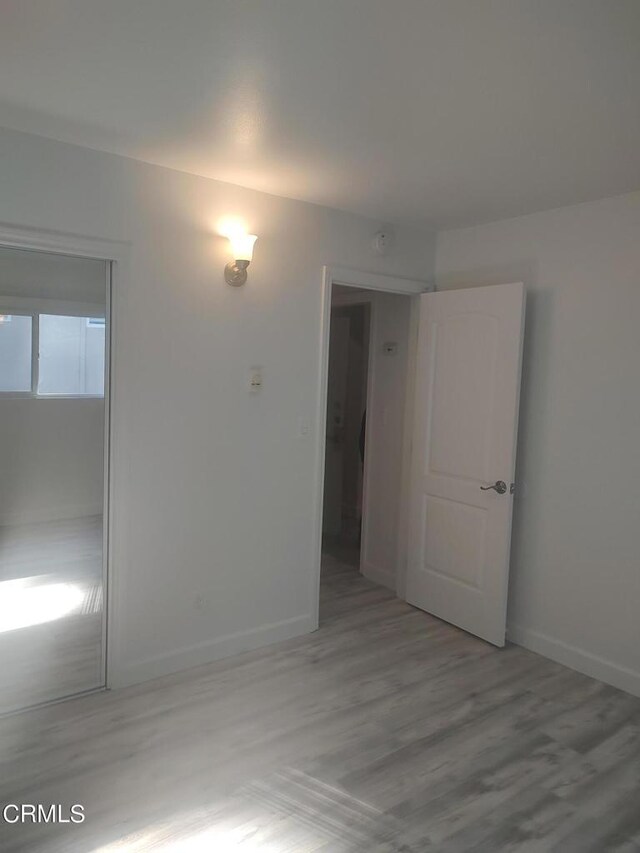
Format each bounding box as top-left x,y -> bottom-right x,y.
224,232 -> 258,286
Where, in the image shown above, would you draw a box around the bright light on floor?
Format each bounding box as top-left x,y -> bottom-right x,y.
94,826 -> 276,852
0,577 -> 84,633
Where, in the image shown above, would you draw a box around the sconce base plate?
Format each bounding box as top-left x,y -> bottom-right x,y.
225,261 -> 249,287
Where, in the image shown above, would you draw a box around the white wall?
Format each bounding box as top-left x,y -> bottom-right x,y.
0,245 -> 105,304
332,287 -> 412,591
435,192 -> 640,696
0,126 -> 435,686
0,398 -> 104,525
363,291 -> 412,591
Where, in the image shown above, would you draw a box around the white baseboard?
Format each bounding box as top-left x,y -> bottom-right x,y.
361,560 -> 396,592
508,623 -> 640,698
0,502 -> 103,527
110,613 -> 317,689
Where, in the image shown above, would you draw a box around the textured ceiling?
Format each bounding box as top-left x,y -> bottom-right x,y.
1,0 -> 639,228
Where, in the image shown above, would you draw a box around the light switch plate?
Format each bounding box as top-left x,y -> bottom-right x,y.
249,368 -> 263,392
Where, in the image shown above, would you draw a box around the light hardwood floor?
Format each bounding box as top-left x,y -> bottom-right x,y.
1,553 -> 640,851
0,516 -> 104,713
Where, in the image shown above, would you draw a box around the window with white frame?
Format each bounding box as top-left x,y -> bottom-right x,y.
0,314 -> 33,392
0,312 -> 105,397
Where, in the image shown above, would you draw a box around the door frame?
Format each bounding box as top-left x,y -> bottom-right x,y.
0,221 -> 129,693
312,266 -> 432,623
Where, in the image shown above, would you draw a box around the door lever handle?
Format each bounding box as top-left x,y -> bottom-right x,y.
480,480 -> 507,494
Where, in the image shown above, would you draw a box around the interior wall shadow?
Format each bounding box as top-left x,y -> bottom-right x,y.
322,301 -> 369,569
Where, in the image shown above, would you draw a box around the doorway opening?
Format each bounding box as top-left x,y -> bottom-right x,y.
319,280 -> 415,611
316,268 -> 525,648
322,298 -> 370,570
0,243 -> 111,714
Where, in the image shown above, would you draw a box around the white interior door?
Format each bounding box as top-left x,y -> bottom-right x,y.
406,283 -> 525,646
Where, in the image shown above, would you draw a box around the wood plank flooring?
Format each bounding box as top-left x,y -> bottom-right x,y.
1,553 -> 639,851
0,516 -> 104,713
